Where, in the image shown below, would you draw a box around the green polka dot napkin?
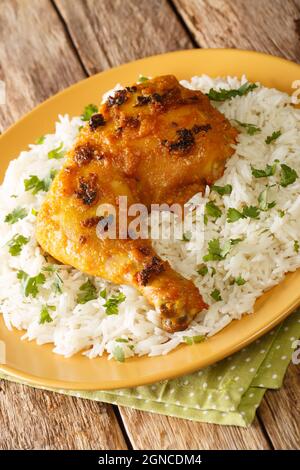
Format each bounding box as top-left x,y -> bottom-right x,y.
1,310 -> 300,427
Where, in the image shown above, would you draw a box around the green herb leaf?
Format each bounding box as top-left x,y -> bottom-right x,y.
100,289 -> 107,299
279,164 -> 298,187
81,104 -> 98,121
242,205 -> 260,219
103,292 -> 126,315
251,163 -> 277,178
182,231 -> 192,242
183,335 -> 205,345
31,208 -> 38,217
207,83 -> 257,102
235,120 -> 261,135
294,240 -> 299,253
203,238 -> 231,261
138,76 -> 149,83
211,267 -> 216,277
7,234 -> 29,256
205,201 -> 222,220
35,135 -> 45,145
197,264 -> 208,276
211,289 -> 222,301
211,184 -> 232,196
39,305 -> 56,324
265,130 -> 281,144
230,238 -> 244,245
53,272 -> 63,294
112,345 -> 125,362
24,170 -> 57,195
115,338 -> 129,343
227,208 -> 245,223
77,280 -> 98,304
17,271 -> 46,298
5,207 -> 27,225
48,142 -> 65,160
24,175 -> 45,194
278,209 -> 285,218
235,276 -> 246,286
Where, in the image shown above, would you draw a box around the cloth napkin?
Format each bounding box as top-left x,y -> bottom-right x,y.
1,310 -> 300,427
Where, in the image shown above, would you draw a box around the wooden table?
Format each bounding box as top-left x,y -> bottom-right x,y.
0,0 -> 299,450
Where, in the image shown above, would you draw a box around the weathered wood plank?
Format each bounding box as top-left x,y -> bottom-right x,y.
173,0 -> 300,62
0,380 -> 127,450
54,0 -> 193,74
0,0 -> 86,132
119,407 -> 270,450
258,364 -> 300,450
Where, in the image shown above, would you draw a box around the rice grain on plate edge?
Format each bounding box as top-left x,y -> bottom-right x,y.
0,75 -> 299,360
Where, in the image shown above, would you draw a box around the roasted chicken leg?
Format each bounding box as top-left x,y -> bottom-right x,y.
36,75 -> 237,332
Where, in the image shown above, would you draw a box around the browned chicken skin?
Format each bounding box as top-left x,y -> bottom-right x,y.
36,75 -> 237,332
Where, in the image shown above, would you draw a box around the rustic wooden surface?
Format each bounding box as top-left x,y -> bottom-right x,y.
0,0 -> 299,450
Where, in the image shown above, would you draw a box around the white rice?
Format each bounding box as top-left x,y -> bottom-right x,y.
1,75 -> 300,360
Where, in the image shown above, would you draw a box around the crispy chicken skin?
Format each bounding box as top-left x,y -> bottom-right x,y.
36,75 -> 237,332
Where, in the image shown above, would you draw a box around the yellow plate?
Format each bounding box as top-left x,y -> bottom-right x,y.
1,49 -> 300,391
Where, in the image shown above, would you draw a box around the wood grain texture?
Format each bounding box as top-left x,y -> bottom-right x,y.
54,0 -> 193,74
258,364 -> 300,450
173,0 -> 300,62
119,407 -> 270,450
0,0 -> 86,132
0,380 -> 127,450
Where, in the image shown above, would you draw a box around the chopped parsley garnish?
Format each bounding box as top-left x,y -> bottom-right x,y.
211,267 -> 216,276
207,83 -> 257,102
265,130 -> 281,144
138,76 -> 149,83
24,170 -> 56,195
35,135 -> 45,145
211,289 -> 222,301
115,338 -> 129,343
102,291 -> 126,316
7,234 -> 29,256
278,209 -> 285,218
226,208 -> 245,223
203,238 -> 230,261
235,120 -> 261,135
258,188 -> 276,211
205,201 -> 222,220
183,335 -> 205,345
53,272 -> 63,294
77,280 -> 98,304
81,104 -> 98,121
5,207 -> 27,225
17,271 -> 46,298
230,237 -> 243,245
112,345 -> 125,362
242,205 -> 260,219
251,163 -> 277,178
294,241 -> 299,253
227,205 -> 260,222
197,264 -> 208,276
31,208 -> 38,217
182,231 -> 192,242
211,184 -> 232,196
48,142 -> 65,160
39,305 -> 56,324
234,276 -> 246,286
279,164 -> 298,187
